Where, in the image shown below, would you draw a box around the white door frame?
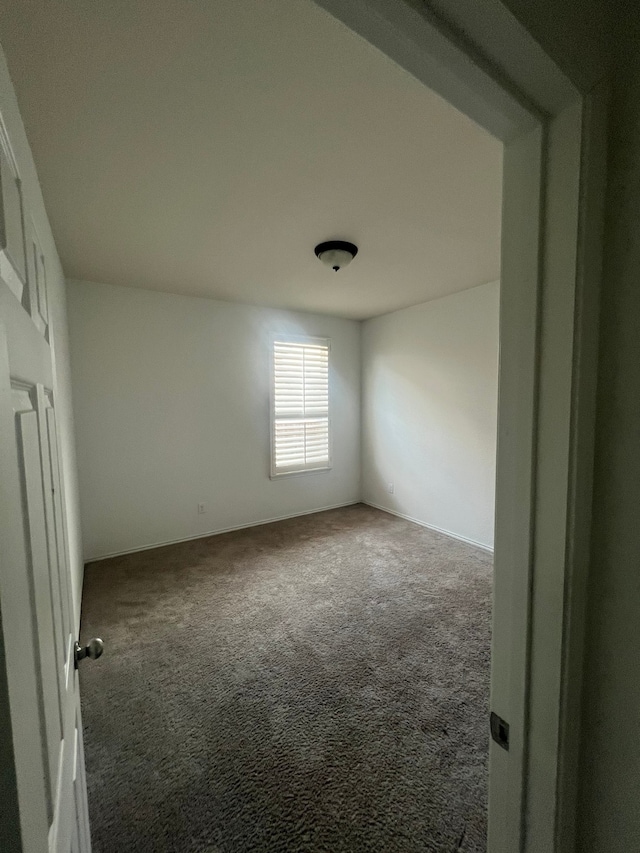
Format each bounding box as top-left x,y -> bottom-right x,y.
312,2 -> 607,850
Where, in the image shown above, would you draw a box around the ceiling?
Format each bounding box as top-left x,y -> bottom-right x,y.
0,0 -> 502,320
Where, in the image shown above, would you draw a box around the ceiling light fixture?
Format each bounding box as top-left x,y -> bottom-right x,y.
314,240 -> 358,272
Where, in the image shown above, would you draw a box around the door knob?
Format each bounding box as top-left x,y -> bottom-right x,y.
74,638 -> 104,667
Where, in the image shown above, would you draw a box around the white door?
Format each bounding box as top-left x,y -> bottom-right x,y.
0,250 -> 92,849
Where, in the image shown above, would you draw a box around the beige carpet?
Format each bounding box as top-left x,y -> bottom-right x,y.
80,504 -> 492,852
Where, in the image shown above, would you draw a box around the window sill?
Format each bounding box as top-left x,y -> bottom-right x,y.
270,466 -> 332,480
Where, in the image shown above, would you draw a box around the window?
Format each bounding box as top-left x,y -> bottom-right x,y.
271,337 -> 330,476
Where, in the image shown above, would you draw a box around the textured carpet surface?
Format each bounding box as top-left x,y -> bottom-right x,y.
80,504 -> 492,853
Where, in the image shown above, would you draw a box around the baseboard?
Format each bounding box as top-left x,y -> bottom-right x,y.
362,500 -> 494,554
85,500 -> 362,563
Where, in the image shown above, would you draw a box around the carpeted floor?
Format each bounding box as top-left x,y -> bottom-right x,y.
80,504 -> 492,853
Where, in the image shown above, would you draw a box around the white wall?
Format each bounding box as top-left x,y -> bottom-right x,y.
67,280 -> 361,560
361,281 -> 499,550
0,47 -> 84,622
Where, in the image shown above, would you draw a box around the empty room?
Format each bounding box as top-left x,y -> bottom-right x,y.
4,2 -> 626,853
2,2 -> 502,851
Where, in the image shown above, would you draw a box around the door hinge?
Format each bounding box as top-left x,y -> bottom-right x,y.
490,711 -> 510,751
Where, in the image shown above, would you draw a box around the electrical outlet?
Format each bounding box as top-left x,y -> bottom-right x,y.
387,483 -> 394,494
197,503 -> 206,514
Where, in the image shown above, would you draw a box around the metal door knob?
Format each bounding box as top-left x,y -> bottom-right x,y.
74,638 -> 104,667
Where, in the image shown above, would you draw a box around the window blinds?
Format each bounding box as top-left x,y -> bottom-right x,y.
272,340 -> 330,474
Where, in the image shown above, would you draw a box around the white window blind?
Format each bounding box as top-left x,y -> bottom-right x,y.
271,339 -> 330,475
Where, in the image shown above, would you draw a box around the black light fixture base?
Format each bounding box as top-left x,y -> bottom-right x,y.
314,240 -> 358,260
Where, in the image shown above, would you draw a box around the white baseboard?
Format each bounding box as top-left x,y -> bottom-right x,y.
85,500 -> 362,563
362,500 -> 494,554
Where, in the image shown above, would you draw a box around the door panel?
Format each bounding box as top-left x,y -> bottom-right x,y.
25,220 -> 48,339
0,131 -> 27,302
0,197 -> 91,853
36,388 -> 69,708
46,403 -> 75,649
14,388 -> 62,818
7,372 -> 88,852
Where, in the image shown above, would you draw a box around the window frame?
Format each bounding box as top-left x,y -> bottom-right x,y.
269,334 -> 332,479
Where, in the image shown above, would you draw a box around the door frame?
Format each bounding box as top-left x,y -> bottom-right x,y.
312,1 -> 607,850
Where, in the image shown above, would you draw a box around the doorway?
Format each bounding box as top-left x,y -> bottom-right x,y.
0,1 -> 604,851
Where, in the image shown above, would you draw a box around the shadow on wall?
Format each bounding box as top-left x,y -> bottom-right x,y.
362,281 -> 499,550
